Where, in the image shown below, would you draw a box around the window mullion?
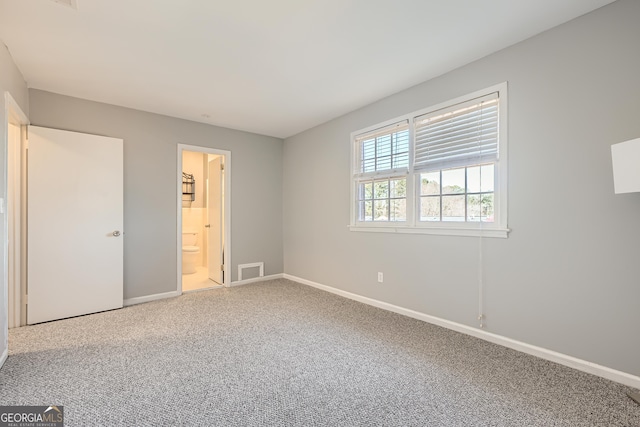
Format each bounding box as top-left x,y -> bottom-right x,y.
464,167 -> 468,221
388,194 -> 392,221
406,120 -> 415,226
439,170 -> 443,221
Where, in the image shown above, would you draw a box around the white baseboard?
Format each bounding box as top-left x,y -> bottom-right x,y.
230,273 -> 283,287
123,290 -> 180,307
123,274 -> 284,307
283,274 -> 640,389
0,347 -> 7,370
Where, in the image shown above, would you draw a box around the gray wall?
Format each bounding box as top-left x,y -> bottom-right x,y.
29,90 -> 283,299
283,0 -> 640,376
0,42 -> 29,360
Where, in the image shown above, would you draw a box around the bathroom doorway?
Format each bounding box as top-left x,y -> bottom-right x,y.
177,145 -> 231,293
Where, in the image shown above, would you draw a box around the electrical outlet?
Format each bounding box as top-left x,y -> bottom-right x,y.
377,272 -> 383,283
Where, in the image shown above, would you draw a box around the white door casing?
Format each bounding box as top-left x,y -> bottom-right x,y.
177,144 -> 230,291
7,122 -> 20,328
27,126 -> 123,324
207,156 -> 223,284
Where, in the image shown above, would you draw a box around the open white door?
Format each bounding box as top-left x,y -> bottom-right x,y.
207,156 -> 223,284
27,126 -> 123,324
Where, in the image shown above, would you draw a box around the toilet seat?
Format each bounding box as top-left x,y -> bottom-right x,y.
183,245 -> 199,252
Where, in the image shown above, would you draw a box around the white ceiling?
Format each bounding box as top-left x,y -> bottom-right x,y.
0,0 -> 616,138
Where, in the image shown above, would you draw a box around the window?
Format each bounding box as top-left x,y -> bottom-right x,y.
419,164 -> 494,222
350,83 -> 509,238
354,122 -> 409,222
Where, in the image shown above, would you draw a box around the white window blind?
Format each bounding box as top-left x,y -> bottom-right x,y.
356,120 -> 409,176
414,93 -> 499,172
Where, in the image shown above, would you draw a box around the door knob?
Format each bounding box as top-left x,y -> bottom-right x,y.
204,224 -> 211,228
113,230 -> 121,237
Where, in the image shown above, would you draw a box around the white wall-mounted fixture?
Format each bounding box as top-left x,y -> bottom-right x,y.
611,137 -> 640,406
611,138 -> 640,194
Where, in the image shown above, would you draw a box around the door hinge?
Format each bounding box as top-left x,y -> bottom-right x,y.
23,294 -> 28,305
220,164 -> 224,171
220,264 -> 224,271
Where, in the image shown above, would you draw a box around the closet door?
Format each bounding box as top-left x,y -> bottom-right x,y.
27,126 -> 123,324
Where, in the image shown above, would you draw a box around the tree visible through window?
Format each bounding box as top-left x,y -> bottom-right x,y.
358,178 -> 406,221
420,164 -> 494,222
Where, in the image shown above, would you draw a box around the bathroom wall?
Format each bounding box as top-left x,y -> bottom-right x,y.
182,150 -> 206,208
181,151 -> 223,267
182,207 -> 206,267
182,151 -> 207,266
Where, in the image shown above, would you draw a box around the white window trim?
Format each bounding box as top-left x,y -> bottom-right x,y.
349,82 -> 510,239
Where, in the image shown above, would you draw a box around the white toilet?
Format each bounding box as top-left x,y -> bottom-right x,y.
182,232 -> 200,274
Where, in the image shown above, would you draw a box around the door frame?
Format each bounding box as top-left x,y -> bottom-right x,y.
4,92 -> 28,329
176,144 -> 231,291
206,155 -> 223,284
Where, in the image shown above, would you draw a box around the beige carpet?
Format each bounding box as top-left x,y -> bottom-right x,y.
1,279 -> 639,426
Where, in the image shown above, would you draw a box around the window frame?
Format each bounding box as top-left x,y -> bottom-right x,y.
349,83 -> 509,238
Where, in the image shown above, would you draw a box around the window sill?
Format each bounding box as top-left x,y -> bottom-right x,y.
348,224 -> 510,238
